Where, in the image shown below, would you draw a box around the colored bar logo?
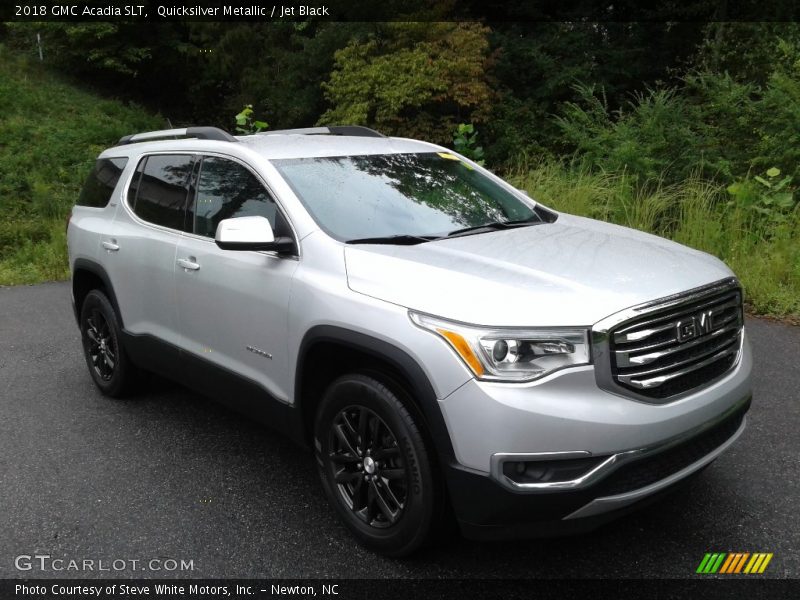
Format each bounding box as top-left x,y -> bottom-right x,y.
696,552 -> 773,574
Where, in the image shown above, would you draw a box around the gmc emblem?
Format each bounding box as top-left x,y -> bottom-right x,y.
676,309 -> 719,342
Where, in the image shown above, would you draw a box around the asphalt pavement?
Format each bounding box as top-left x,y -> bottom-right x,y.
1,282 -> 798,578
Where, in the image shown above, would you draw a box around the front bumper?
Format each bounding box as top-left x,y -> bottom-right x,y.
446,396 -> 748,539
439,330 -> 752,538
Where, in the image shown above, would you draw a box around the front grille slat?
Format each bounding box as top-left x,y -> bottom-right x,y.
602,281 -> 743,401
613,295 -> 741,344
618,344 -> 739,390
616,321 -> 742,367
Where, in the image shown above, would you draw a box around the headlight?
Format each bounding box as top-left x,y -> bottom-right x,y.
410,312 -> 591,382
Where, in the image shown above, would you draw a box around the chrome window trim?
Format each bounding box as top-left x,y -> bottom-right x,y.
489,391 -> 750,493
119,150 -> 302,260
591,277 -> 743,404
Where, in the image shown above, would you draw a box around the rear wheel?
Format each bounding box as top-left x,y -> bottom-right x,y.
79,289 -> 137,397
314,373 -> 439,556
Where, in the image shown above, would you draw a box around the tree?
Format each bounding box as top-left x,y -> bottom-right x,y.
318,22 -> 494,144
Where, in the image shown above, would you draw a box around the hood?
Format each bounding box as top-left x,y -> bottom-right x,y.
344,214 -> 734,327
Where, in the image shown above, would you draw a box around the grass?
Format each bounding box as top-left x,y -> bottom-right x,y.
508,159 -> 800,319
0,47 -> 164,285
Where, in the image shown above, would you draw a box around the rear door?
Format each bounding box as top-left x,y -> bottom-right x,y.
174,154 -> 299,403
108,153 -> 195,348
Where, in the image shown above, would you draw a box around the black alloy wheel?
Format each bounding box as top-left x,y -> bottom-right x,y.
329,405 -> 407,528
315,373 -> 441,556
79,289 -> 137,397
85,308 -> 116,381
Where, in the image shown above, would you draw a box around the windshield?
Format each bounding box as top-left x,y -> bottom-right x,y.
271,152 -> 540,242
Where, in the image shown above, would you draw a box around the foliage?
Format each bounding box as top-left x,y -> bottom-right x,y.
555,84 -> 699,183
318,23 -> 494,144
0,48 -> 164,284
234,104 -> 268,134
726,168 -> 797,228
483,22 -> 706,165
554,40 -> 800,188
694,23 -> 800,85
5,22 -> 155,77
183,22 -> 366,129
452,123 -> 484,165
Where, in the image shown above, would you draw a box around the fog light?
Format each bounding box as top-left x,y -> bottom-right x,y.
502,456 -> 605,484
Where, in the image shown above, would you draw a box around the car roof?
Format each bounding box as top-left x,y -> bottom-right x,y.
100,132 -> 445,161
238,133 -> 443,159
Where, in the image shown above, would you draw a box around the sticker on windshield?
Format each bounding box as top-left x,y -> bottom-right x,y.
437,152 -> 460,161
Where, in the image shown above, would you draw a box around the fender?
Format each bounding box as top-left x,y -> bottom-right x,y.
295,325 -> 457,462
71,258 -> 125,328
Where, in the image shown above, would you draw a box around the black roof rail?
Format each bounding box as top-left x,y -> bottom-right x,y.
258,126 -> 385,138
117,126 -> 238,145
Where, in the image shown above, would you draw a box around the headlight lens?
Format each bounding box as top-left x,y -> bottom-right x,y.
410,312 -> 591,382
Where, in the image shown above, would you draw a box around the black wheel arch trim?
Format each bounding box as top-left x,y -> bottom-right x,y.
295,325 -> 457,462
72,258 -> 125,329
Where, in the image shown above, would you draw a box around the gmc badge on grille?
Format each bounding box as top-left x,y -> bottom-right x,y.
676,309 -> 718,342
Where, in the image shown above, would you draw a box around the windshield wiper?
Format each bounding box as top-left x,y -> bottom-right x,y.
346,217 -> 541,245
346,234 -> 437,245
444,217 -> 541,238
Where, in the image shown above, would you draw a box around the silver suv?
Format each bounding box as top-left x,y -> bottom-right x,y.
67,126 -> 752,556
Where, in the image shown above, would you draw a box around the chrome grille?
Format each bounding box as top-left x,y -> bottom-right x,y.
599,279 -> 743,402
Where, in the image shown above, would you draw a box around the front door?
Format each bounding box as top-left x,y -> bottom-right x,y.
174,155 -> 299,405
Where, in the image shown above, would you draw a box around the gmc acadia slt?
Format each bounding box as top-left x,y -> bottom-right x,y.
67,126 -> 752,556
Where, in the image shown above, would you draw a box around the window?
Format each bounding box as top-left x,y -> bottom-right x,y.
77,158 -> 128,208
191,157 -> 278,238
272,152 -> 539,242
128,154 -> 194,231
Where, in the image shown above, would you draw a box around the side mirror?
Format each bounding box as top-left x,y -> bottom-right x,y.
214,216 -> 294,254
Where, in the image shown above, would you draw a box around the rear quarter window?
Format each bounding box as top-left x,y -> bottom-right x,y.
76,157 -> 128,208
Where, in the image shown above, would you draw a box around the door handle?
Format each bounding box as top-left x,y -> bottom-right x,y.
102,240 -> 120,252
177,257 -> 200,271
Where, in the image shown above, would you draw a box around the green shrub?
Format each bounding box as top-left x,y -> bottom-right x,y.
554,55 -> 800,189
0,47 -> 164,285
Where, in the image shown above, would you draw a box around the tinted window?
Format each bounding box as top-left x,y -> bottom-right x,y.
272,153 -> 538,241
77,158 -> 128,208
191,157 -> 277,238
127,156 -> 145,207
130,154 -> 194,231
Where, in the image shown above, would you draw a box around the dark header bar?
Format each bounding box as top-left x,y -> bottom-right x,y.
2,0 -> 800,22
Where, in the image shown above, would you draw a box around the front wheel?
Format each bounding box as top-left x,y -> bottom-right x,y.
314,374 -> 439,556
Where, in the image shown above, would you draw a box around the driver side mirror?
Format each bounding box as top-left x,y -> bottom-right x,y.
215,216 -> 294,254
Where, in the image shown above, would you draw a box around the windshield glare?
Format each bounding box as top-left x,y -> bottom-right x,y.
272,152 -> 539,241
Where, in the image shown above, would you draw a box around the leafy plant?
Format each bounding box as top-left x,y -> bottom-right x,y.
318,22 -> 493,144
453,123 -> 485,165
726,167 -> 796,225
234,104 -> 268,134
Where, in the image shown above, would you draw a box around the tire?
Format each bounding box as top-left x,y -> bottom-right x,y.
79,289 -> 137,397
314,373 -> 439,556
